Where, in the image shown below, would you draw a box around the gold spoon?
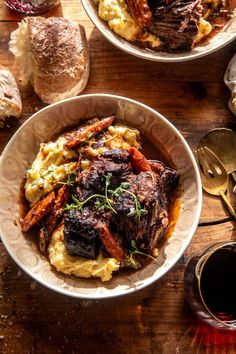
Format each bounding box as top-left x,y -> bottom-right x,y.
197,146 -> 236,219
198,128 -> 236,184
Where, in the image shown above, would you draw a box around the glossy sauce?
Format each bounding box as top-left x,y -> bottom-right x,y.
143,139 -> 181,243
199,0 -> 235,44
143,0 -> 235,50
19,125 -> 181,275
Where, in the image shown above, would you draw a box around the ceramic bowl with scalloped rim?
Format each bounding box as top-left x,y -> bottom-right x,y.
82,0 -> 236,62
0,94 -> 202,298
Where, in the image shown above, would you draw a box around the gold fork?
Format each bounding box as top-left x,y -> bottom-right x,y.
197,146 -> 236,219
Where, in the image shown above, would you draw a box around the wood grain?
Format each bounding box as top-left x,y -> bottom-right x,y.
0,20 -> 236,222
0,222 -> 236,354
1,0 -> 236,352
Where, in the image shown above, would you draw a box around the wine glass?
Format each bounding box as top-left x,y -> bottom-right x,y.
184,241 -> 236,330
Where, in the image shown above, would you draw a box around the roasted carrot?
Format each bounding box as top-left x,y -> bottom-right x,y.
126,0 -> 152,28
98,224 -> 127,263
39,185 -> 70,252
129,147 -> 151,172
21,192 -> 55,232
65,115 -> 115,148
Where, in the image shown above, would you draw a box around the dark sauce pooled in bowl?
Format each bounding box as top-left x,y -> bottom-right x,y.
19,121 -> 181,279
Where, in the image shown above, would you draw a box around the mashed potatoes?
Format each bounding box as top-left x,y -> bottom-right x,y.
97,0 -> 162,48
48,225 -> 120,281
25,125 -> 141,207
25,136 -> 77,206
195,18 -> 212,44
79,124 -> 141,157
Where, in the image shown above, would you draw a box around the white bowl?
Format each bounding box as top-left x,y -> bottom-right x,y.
0,94 -> 202,298
82,0 -> 236,62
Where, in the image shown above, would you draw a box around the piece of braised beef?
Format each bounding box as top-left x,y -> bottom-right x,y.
63,148 -> 179,260
114,171 -> 169,252
149,160 -> 179,194
78,149 -> 132,196
148,0 -> 202,51
64,208 -> 100,259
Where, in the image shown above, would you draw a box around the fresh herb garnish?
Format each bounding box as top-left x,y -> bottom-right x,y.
127,197 -> 148,218
64,174 -> 116,213
124,240 -> 157,269
58,171 -> 77,187
109,182 -> 148,218
67,171 -> 77,186
32,169 -> 56,187
87,132 -> 93,139
64,174 -> 148,217
101,135 -> 115,145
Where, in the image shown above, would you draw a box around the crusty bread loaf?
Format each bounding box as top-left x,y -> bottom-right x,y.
0,65 -> 22,127
9,17 -> 90,104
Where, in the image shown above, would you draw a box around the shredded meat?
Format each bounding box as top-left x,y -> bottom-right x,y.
125,0 -> 202,51
63,148 -> 179,261
148,0 -> 202,51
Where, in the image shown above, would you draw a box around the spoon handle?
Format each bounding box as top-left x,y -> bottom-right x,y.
219,190 -> 236,219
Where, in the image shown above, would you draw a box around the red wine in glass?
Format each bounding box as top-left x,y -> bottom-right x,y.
200,246 -> 236,325
184,242 -> 236,330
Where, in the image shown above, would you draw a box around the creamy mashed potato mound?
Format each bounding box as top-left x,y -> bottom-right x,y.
195,18 -> 212,43
48,225 -> 120,281
97,0 -> 162,48
79,124 -> 141,158
25,125 -> 140,206
25,136 -> 77,206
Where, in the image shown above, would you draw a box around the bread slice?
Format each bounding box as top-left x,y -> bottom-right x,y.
9,17 -> 90,104
0,65 -> 22,127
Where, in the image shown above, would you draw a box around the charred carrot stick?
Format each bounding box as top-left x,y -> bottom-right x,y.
126,0 -> 152,28
98,224 -> 127,263
21,192 -> 55,232
65,115 -> 115,148
129,147 -> 152,172
39,185 -> 70,252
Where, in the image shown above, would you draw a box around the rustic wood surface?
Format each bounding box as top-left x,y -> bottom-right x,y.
0,0 -> 236,353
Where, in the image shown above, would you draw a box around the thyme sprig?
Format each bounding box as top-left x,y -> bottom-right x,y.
109,182 -> 148,218
64,173 -> 148,218
64,173 -> 116,213
58,171 -> 77,187
31,167 -> 57,187
124,240 -> 157,269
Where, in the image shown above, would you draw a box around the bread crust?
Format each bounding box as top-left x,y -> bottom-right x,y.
27,17 -> 90,104
0,65 -> 22,119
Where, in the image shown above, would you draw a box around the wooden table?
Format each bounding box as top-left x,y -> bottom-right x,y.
0,1 -> 236,353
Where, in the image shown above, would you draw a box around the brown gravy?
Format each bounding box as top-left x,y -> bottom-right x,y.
19,125 -> 181,275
